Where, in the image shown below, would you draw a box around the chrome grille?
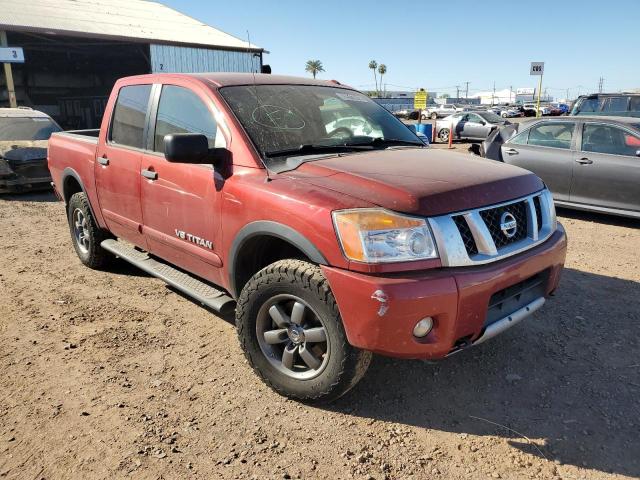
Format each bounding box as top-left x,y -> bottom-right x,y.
479,200 -> 528,248
428,189 -> 557,267
452,215 -> 478,255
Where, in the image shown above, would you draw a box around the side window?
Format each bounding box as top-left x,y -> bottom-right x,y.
509,129 -> 529,145
600,96 -> 629,114
153,85 -> 220,152
110,85 -> 152,148
469,114 -> 483,123
582,124 -> 640,156
526,122 -> 574,149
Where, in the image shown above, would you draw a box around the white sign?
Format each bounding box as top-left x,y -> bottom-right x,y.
530,62 -> 544,76
0,47 -> 24,63
517,87 -> 535,95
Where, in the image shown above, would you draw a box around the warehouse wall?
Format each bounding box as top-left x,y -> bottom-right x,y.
150,44 -> 261,74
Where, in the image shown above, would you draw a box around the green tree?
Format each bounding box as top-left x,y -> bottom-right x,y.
377,64 -> 387,97
368,60 -> 378,97
305,60 -> 324,79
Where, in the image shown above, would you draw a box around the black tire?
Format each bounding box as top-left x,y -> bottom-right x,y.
438,128 -> 450,143
430,112 -> 438,120
236,259 -> 372,403
67,192 -> 112,269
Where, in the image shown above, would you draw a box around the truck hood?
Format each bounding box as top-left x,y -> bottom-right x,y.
281,148 -> 544,216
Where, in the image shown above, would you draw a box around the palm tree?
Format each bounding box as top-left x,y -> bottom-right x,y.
377,64 -> 387,97
305,60 -> 324,79
368,60 -> 378,97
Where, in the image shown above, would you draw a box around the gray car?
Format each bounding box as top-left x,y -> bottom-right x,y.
482,116 -> 640,219
435,111 -> 509,142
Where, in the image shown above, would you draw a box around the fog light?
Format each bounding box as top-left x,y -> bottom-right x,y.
413,317 -> 434,338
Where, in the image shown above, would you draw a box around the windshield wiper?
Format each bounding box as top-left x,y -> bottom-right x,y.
264,143 -> 371,158
345,137 -> 424,148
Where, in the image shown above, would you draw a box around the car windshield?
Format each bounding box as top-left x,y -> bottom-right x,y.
219,84 -> 421,166
0,116 -> 62,141
479,111 -> 503,123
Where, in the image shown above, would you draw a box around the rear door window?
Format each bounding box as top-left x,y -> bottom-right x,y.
110,84 -> 152,149
582,124 -> 640,156
526,122 -> 574,149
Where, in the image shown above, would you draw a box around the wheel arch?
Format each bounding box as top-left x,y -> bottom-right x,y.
61,167 -> 101,226
228,221 -> 328,299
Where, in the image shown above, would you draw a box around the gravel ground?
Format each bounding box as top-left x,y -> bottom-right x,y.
0,187 -> 639,480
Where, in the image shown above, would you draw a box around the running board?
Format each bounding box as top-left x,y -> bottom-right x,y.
101,239 -> 235,313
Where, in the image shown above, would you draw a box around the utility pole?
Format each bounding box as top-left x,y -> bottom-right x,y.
598,76 -> 604,93
492,81 -> 496,106
509,85 -> 513,103
455,85 -> 460,101
0,31 -> 17,108
464,81 -> 469,100
566,88 -> 569,101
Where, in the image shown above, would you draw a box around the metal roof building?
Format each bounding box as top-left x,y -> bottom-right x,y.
0,0 -> 265,128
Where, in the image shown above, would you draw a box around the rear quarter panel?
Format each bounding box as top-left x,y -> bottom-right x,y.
48,133 -> 106,228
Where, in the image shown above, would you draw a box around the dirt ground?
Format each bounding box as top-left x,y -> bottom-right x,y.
0,190 -> 639,480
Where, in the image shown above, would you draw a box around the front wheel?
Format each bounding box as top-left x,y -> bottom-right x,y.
430,112 -> 438,120
236,259 -> 371,403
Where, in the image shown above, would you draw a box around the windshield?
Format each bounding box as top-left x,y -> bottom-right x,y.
219,85 -> 421,165
0,116 -> 62,141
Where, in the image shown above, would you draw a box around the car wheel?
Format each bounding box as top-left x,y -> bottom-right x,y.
236,259 -> 372,403
438,128 -> 450,142
67,192 -> 113,269
420,114 -> 427,121
430,112 -> 438,120
501,113 -> 508,118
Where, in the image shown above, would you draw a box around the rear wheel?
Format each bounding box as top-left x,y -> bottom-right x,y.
236,259 -> 371,403
67,192 -> 112,269
430,112 -> 438,120
438,128 -> 450,143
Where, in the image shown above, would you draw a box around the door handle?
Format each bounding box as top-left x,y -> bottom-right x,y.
505,148 -> 519,155
98,157 -> 109,166
575,157 -> 593,165
141,169 -> 158,180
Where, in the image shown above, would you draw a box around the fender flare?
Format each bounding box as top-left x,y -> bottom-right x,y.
227,221 -> 328,299
60,167 -> 100,223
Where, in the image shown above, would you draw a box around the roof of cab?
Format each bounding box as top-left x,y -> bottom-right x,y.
117,73 -> 353,89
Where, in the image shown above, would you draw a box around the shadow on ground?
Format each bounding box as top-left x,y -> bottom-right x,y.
0,191 -> 58,202
557,207 -> 640,229
328,268 -> 640,477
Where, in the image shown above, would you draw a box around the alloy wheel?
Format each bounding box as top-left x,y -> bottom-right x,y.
73,208 -> 90,254
256,294 -> 330,380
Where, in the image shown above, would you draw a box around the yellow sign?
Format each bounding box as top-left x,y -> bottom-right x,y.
414,89 -> 428,110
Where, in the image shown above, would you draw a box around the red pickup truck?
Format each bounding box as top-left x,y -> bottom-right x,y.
48,73 -> 567,402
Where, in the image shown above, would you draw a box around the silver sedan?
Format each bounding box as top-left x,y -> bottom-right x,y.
435,111 -> 510,142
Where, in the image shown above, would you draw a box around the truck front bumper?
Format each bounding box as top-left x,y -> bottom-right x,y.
321,225 -> 567,359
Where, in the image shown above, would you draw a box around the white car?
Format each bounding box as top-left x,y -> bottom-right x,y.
523,103 -> 550,116
325,116 -> 383,138
422,104 -> 463,120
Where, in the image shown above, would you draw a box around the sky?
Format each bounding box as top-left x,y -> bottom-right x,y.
162,0 -> 640,100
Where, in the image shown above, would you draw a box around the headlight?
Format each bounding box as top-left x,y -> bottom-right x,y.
332,208 -> 438,263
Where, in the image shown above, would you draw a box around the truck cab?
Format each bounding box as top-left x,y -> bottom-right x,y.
49,73 -> 567,403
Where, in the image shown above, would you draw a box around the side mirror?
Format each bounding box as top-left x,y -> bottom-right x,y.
164,133 -> 230,165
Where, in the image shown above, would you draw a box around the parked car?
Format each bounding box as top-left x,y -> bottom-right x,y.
392,108 -> 410,119
0,108 -> 62,193
480,116 -> 640,218
435,111 -> 510,142
422,104 -> 463,120
48,73 -> 566,402
523,103 -> 551,116
550,102 -> 570,115
570,93 -> 640,117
